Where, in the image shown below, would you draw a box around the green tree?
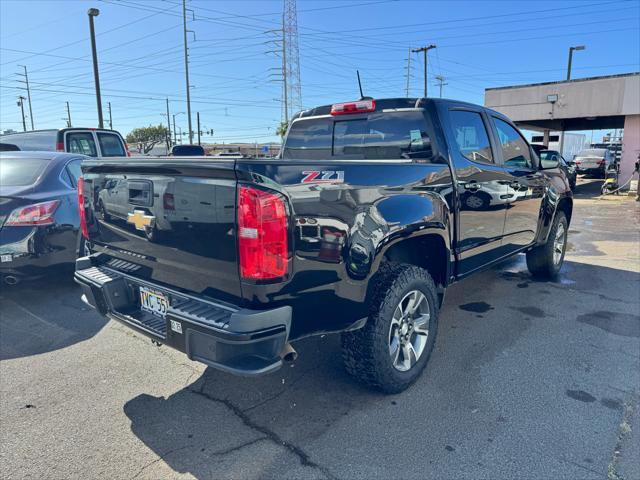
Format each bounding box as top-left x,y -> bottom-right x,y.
126,125 -> 168,154
276,121 -> 289,138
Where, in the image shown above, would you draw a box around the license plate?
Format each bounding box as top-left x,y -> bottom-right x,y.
139,286 -> 169,318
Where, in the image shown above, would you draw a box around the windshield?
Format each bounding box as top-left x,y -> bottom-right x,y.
0,157 -> 49,186
282,110 -> 436,161
577,149 -> 607,157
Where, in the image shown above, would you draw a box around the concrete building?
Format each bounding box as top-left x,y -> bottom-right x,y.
485,72 -> 640,189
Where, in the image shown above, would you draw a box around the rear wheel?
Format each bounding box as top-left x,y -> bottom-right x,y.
341,263 -> 439,393
526,211 -> 568,278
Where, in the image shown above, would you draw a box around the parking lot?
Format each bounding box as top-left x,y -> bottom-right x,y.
1,179 -> 638,480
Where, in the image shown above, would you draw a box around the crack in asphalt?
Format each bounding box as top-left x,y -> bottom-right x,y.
242,366 -> 315,413
189,379 -> 337,480
607,393 -> 638,480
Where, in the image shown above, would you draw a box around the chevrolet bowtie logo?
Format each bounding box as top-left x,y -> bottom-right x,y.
127,210 -> 154,231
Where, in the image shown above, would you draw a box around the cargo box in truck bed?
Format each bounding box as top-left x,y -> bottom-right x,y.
75,97 -> 572,392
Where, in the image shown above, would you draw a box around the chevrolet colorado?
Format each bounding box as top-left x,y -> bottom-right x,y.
75,98 -> 572,393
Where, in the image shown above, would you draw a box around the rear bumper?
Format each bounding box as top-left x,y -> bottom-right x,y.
74,256 -> 291,376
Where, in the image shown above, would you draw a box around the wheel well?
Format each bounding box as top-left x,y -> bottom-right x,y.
383,234 -> 449,288
557,197 -> 573,225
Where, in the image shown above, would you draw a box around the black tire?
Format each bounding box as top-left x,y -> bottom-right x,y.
526,211 -> 568,278
341,263 -> 439,394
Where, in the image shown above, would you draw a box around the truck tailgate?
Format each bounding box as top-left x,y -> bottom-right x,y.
81,159 -> 241,304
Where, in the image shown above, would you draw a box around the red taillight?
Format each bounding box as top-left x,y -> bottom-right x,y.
125,143 -> 132,157
331,99 -> 376,116
163,193 -> 175,210
5,200 -> 60,226
77,177 -> 89,239
237,185 -> 289,280
56,141 -> 65,152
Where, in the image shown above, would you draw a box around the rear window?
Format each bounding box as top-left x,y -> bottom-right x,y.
97,132 -> 125,156
0,158 -> 49,186
577,149 -> 607,157
67,132 -> 97,157
171,145 -> 205,156
0,131 -> 56,151
282,111 -> 435,161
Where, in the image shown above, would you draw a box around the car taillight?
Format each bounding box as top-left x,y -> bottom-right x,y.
124,143 -> 132,157
237,185 -> 289,280
331,99 -> 376,115
163,193 -> 175,210
56,141 -> 65,152
77,177 -> 89,239
5,200 -> 60,226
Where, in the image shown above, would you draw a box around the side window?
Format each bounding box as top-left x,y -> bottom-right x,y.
67,132 -> 97,157
492,118 -> 533,169
97,133 -> 126,157
448,110 -> 493,164
66,160 -> 82,187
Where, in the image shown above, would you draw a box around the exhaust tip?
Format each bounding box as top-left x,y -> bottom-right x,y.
3,275 -> 19,286
280,343 -> 297,363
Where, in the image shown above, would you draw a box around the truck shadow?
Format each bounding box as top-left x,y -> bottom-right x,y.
122,259 -> 640,480
0,272 -> 107,360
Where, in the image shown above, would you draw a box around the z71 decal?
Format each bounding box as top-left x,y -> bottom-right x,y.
301,170 -> 345,183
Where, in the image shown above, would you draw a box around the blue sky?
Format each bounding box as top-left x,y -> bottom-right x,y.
1,0 -> 638,144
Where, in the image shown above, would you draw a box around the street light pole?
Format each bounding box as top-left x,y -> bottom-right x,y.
66,101 -> 72,127
108,101 -> 113,129
412,44 -> 436,98
560,45 -> 586,156
172,112 -> 184,146
88,8 -> 103,128
566,45 -> 585,81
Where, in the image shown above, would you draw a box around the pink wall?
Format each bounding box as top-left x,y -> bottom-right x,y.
620,115 -> 640,189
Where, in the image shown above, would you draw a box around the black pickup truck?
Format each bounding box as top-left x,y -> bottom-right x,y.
75,98 -> 572,393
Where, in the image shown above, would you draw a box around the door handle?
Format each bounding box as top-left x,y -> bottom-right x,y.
464,181 -> 480,192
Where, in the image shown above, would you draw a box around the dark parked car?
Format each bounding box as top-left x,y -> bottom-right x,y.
0,128 -> 129,158
540,150 -> 576,190
170,144 -> 205,156
0,152 -> 85,284
75,97 -> 572,393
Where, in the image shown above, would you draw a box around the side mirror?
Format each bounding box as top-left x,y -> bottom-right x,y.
540,157 -> 559,169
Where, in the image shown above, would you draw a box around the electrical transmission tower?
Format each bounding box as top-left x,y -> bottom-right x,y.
283,0 -> 302,119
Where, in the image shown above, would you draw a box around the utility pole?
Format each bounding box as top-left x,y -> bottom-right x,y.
17,65 -> 34,130
172,114 -> 178,145
405,48 -> 412,97
197,112 -> 201,146
17,96 -> 27,132
88,8 -> 103,128
66,101 -> 72,127
108,102 -> 113,129
412,44 -> 436,98
182,0 -> 193,144
165,98 -> 171,149
435,75 -> 448,98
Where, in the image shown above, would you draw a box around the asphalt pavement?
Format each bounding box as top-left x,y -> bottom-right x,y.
1,179 -> 639,480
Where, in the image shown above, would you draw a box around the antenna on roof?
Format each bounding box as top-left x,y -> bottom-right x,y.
357,70 -> 364,99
